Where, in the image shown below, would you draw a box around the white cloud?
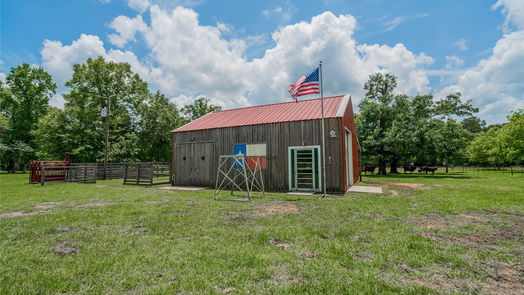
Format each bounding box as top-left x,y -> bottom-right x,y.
41,34 -> 107,86
40,7 -> 434,112
262,2 -> 295,23
99,0 -> 111,3
439,31 -> 524,123
493,0 -> 524,32
382,13 -> 428,31
108,15 -> 148,48
128,0 -> 151,13
49,93 -> 66,108
454,38 -> 468,51
40,34 -> 151,106
445,55 -> 464,69
435,1 -> 524,124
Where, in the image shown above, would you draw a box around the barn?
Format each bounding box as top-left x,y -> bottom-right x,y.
171,94 -> 360,193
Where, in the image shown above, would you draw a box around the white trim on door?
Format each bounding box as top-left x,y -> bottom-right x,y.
288,145 -> 322,192
345,128 -> 354,190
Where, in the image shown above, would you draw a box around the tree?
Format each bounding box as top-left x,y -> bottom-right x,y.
137,92 -> 186,161
181,97 -> 221,121
384,94 -> 414,173
430,119 -> 469,172
358,73 -> 397,175
62,57 -> 149,162
468,127 -> 503,166
0,63 -> 56,172
499,110 -> 524,165
470,110 -> 524,166
461,116 -> 486,133
31,108 -> 71,160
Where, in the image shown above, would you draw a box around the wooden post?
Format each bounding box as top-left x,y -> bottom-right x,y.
150,163 -> 154,186
41,167 -> 45,186
123,163 -> 127,185
136,164 -> 140,185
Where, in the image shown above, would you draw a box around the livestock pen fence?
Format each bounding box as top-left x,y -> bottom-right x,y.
33,164 -> 97,186
29,161 -> 171,185
123,162 -> 171,185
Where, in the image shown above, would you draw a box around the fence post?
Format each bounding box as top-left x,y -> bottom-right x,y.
123,164 -> 127,185
136,164 -> 140,185
150,163 -> 154,186
41,167 -> 45,186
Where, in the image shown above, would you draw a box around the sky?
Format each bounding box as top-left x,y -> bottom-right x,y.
1,0 -> 523,124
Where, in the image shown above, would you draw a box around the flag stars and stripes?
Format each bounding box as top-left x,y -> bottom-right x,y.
289,67 -> 320,100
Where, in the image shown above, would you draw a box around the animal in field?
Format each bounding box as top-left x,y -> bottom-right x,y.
361,166 -> 376,174
418,166 -> 438,174
403,165 -> 417,173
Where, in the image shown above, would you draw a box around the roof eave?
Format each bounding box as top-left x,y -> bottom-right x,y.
335,94 -> 351,117
171,111 -> 215,133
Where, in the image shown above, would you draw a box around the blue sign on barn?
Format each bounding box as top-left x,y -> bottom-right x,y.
233,144 -> 246,168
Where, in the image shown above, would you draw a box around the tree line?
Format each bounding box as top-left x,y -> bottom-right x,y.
1,60 -> 522,174
0,57 -> 220,172
356,73 -> 524,175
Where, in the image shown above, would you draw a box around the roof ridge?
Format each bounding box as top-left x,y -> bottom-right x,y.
213,94 -> 345,113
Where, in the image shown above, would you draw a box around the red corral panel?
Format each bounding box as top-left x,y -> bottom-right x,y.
173,95 -> 345,132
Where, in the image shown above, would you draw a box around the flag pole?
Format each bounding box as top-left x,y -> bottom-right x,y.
319,61 -> 327,197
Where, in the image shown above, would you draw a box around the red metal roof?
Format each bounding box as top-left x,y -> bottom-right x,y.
173,95 -> 349,132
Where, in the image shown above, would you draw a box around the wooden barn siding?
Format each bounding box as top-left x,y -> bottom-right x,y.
340,97 -> 360,191
172,118 -> 345,192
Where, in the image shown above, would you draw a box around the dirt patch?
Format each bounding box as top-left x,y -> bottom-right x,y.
405,210 -> 524,294
483,261 -> 524,295
392,260 -> 524,295
186,200 -> 199,206
270,266 -> 302,286
53,240 -> 79,255
54,226 -> 74,232
390,190 -> 399,196
298,250 -> 317,258
76,202 -> 116,208
130,225 -> 150,234
268,238 -> 291,250
355,249 -> 374,262
217,286 -> 235,294
34,201 -> 64,210
412,211 -> 523,250
363,181 -> 428,190
0,210 -> 48,218
253,202 -> 299,217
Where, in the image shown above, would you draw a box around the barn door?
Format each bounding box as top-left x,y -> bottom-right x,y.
191,142 -> 214,186
175,143 -> 192,185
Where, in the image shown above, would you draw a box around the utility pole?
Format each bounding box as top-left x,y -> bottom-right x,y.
100,94 -> 111,180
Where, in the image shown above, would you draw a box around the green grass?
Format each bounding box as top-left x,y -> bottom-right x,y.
0,171 -> 523,294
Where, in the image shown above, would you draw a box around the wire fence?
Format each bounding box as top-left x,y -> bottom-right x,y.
450,166 -> 524,175
360,165 -> 524,175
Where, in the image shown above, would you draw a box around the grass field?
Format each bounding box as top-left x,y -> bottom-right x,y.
0,171 -> 523,294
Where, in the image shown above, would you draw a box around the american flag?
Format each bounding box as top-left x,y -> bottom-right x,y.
289,67 -> 320,100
